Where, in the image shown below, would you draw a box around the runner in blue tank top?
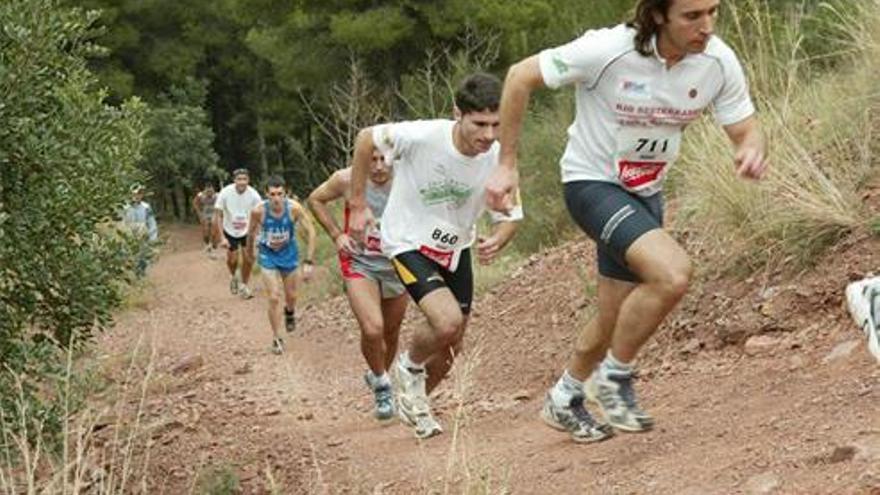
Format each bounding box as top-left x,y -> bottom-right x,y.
247,175 -> 316,355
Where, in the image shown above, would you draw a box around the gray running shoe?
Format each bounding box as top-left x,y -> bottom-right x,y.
586,371 -> 654,432
541,393 -> 613,443
364,373 -> 395,422
396,361 -> 442,439
229,275 -> 240,295
239,284 -> 254,300
270,337 -> 284,355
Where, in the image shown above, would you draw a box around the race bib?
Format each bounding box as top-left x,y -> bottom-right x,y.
418,220 -> 467,271
266,230 -> 290,251
363,223 -> 383,255
231,214 -> 248,232
614,127 -> 681,192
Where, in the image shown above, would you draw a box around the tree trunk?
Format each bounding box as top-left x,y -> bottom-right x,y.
256,115 -> 269,184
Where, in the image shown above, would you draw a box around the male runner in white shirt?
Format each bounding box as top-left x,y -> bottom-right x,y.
349,73 -> 523,439
214,168 -> 263,299
488,0 -> 768,443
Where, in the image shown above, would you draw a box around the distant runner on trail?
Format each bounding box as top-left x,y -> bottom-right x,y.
490,0 -> 768,442
192,182 -> 218,257
349,72 -> 523,439
248,175 -> 316,355
214,168 -> 262,299
122,183 -> 159,277
308,152 -> 408,422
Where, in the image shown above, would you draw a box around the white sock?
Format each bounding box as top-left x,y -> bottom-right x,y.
369,371 -> 391,388
601,350 -> 634,376
550,370 -> 584,406
399,351 -> 425,372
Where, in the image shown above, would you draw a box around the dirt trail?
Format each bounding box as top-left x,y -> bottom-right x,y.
97,226 -> 880,494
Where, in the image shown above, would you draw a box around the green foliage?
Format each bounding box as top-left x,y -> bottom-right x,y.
140,78 -> 223,218
196,465 -> 241,495
0,0 -> 145,446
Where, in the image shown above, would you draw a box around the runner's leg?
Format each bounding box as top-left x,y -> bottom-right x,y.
345,277 -> 386,375
567,275 -> 635,380
425,316 -> 467,394
380,293 -> 408,370
611,229 -> 691,361
240,237 -> 255,285
262,268 -> 284,339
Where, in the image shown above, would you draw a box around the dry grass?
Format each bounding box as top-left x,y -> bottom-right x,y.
671,0 -> 880,274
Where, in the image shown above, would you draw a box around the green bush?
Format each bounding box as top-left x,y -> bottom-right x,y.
0,0 -> 146,447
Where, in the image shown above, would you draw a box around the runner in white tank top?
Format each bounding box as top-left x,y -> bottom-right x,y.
308,151 -> 409,422
489,0 -> 769,443
349,73 -> 523,439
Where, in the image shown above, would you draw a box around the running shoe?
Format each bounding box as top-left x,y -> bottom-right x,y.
239,284 -> 254,300
396,361 -> 442,439
585,370 -> 654,432
541,393 -> 613,443
285,311 -> 296,333
270,337 -> 284,355
364,372 -> 395,422
846,276 -> 880,362
229,275 -> 239,295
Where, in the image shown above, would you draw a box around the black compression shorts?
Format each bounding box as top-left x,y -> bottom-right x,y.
391,249 -> 473,315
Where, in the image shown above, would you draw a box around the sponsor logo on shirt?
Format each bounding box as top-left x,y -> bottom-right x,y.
552,55 -> 569,75
618,160 -> 666,189
419,179 -> 473,208
621,80 -> 651,99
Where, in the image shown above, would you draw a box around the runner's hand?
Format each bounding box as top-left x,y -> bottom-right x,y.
219,237 -> 229,249
335,233 -> 358,255
477,235 -> 503,265
735,146 -> 768,180
348,205 -> 375,246
485,166 -> 519,214
302,263 -> 314,282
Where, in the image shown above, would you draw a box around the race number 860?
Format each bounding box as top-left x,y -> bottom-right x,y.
432,228 -> 458,245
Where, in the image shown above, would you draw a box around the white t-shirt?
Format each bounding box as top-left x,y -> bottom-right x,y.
214,184 -> 262,237
373,119 -> 523,271
539,24 -> 755,196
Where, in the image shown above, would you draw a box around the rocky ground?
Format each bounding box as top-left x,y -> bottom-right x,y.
88,225 -> 880,494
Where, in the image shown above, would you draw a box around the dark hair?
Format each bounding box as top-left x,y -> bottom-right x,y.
454,72 -> 501,114
627,0 -> 672,56
232,168 -> 250,178
266,175 -> 285,190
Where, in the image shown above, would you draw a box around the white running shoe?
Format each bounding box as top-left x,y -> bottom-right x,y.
270,337 -> 284,355
845,276 -> 880,362
585,370 -> 654,432
229,275 -> 240,295
239,284 -> 254,300
396,361 -> 442,439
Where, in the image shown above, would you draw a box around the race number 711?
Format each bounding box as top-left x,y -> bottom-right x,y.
636,138 -> 669,153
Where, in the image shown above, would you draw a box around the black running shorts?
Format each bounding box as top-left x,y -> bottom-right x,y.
224,231 -> 248,252
564,180 -> 663,282
391,249 -> 473,315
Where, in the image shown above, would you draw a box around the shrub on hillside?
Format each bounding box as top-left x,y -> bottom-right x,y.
0,0 -> 145,445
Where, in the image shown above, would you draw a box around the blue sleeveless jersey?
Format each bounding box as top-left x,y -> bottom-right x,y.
258,200 -> 299,273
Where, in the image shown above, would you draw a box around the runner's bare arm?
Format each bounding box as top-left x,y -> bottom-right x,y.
489,55 -> 546,213
213,207 -> 226,247
191,193 -> 201,219
307,169 -> 356,254
724,115 -> 768,180
247,204 -> 263,257
349,128 -> 377,243
291,200 -> 317,265
477,220 -> 519,266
